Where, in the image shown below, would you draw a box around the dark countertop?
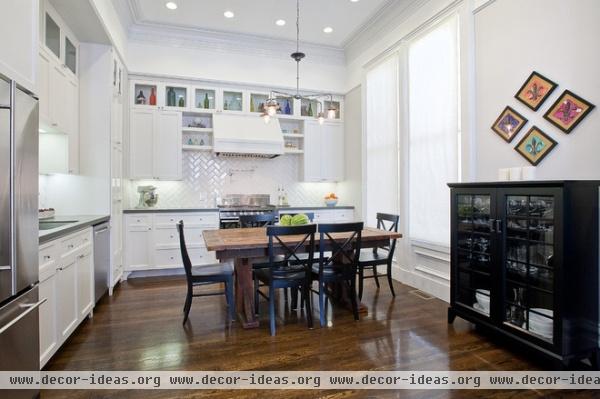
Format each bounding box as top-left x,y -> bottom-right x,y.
123,206 -> 355,214
123,208 -> 219,214
448,180 -> 600,188
39,215 -> 110,244
278,206 -> 355,211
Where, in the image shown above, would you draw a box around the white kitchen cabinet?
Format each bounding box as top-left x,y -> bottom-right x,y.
124,212 -> 219,276
124,215 -> 154,271
76,249 -> 94,320
0,0 -> 38,92
38,228 -> 95,368
39,272 -> 57,367
303,120 -> 344,182
56,257 -> 78,342
129,108 -> 182,180
38,47 -> 80,175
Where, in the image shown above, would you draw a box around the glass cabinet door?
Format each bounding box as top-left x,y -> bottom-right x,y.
455,194 -> 493,317
503,194 -> 555,343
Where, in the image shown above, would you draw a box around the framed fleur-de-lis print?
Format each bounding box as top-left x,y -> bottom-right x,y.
543,89 -> 596,134
491,106 -> 528,142
514,126 -> 557,166
515,71 -> 558,111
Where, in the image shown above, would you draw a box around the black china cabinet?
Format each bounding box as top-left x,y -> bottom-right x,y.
447,181 -> 600,368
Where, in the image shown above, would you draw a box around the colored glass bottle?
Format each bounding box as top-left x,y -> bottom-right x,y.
285,100 -> 291,115
250,99 -> 255,112
136,90 -> 146,105
178,95 -> 185,107
167,87 -> 176,107
203,93 -> 210,109
307,102 -> 313,117
149,88 -> 156,105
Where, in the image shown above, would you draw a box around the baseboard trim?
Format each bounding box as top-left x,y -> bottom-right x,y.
395,265 -> 450,303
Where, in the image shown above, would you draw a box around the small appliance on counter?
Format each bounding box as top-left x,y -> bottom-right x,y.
136,185 -> 159,208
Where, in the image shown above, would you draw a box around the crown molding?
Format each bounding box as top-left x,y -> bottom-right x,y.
120,0 -> 345,66
344,0 -> 431,64
128,22 -> 346,66
341,0 -> 404,48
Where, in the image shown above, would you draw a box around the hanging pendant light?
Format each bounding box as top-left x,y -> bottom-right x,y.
262,0 -> 336,123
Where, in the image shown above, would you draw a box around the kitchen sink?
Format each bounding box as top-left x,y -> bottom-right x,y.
39,220 -> 78,230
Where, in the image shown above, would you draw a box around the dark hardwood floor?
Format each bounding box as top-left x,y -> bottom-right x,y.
41,276 -> 595,398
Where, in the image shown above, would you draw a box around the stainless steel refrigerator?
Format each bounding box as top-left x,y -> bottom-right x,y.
0,73 -> 41,399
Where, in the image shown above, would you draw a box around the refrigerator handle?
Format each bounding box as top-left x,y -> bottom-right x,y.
0,298 -> 46,335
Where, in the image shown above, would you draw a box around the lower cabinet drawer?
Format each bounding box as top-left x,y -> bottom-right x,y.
154,227 -> 207,246
154,247 -> 217,268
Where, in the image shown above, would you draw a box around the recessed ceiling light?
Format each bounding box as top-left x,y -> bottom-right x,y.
350,0 -> 360,2
165,2 -> 177,10
224,10 -> 234,18
323,26 -> 333,34
275,19 -> 286,26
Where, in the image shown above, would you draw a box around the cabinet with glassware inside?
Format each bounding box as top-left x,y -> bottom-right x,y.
447,181 -> 600,368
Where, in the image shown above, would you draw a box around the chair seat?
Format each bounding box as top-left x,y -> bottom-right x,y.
255,265 -> 308,282
311,263 -> 350,277
358,248 -> 389,265
191,262 -> 233,277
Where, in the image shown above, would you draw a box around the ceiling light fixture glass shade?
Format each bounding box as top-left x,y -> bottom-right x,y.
327,107 -> 336,120
261,112 -> 271,124
265,98 -> 279,116
261,0 -> 337,124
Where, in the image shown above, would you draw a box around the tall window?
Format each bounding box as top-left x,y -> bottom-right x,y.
408,15 -> 460,246
365,56 -> 399,228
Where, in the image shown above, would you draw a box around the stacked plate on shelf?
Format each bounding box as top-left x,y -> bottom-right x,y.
526,308 -> 553,340
473,289 -> 490,315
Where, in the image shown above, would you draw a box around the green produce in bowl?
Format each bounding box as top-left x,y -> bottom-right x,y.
280,214 -> 293,226
291,213 -> 309,226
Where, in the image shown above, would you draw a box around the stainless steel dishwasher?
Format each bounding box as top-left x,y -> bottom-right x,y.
93,222 -> 111,303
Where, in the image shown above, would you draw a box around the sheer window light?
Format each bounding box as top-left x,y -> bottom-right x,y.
408,15 -> 460,246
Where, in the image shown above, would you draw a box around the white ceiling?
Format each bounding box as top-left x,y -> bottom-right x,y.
128,0 -> 393,48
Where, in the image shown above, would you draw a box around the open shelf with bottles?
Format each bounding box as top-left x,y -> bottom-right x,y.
448,181 -> 600,368
133,82 -> 158,107
193,87 -> 217,112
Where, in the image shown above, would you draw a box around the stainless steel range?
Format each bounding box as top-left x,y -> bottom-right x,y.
218,194 -> 276,229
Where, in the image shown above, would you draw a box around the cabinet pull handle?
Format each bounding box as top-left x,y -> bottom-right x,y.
0,299 -> 47,335
495,219 -> 502,233
43,255 -> 51,260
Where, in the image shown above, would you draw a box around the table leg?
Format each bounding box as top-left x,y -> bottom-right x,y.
234,257 -> 259,329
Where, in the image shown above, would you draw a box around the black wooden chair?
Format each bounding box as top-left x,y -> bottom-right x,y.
253,224 -> 316,335
357,213 -> 399,300
239,213 -> 276,228
311,222 -> 363,327
177,221 -> 235,325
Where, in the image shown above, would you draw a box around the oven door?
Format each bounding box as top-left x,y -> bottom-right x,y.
219,217 -> 240,229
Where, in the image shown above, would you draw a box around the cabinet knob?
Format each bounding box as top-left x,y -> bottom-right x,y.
148,227 -> 152,231
170,235 -> 174,239
43,255 -> 51,260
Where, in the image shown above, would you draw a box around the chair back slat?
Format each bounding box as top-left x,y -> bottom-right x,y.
374,213 -> 400,258
239,213 -> 276,228
266,224 -> 317,275
317,222 -> 363,277
177,221 -> 193,285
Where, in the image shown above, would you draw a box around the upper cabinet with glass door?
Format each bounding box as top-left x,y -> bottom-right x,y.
164,84 -> 190,111
191,87 -> 218,113
222,90 -> 243,112
131,81 -> 160,109
43,3 -> 78,79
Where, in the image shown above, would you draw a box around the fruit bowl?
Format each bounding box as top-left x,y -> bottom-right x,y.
325,199 -> 338,207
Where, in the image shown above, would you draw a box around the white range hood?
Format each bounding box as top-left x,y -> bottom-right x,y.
212,113 -> 284,158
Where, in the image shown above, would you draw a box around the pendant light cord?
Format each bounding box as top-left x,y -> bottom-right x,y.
296,0 -> 300,97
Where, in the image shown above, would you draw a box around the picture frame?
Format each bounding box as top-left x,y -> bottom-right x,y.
543,89 -> 596,134
514,126 -> 558,166
491,106 -> 528,143
515,71 -> 558,111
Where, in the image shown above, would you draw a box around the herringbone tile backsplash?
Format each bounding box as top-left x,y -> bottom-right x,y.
125,151 -> 339,208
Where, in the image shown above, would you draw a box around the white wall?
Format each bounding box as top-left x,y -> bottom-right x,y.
338,85 -> 363,220
127,38 -> 346,94
475,0 -> 600,180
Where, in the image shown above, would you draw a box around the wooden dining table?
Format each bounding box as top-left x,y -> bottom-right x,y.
203,226 -> 402,329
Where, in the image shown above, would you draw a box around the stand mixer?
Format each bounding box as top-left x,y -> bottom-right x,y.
137,185 -> 159,208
